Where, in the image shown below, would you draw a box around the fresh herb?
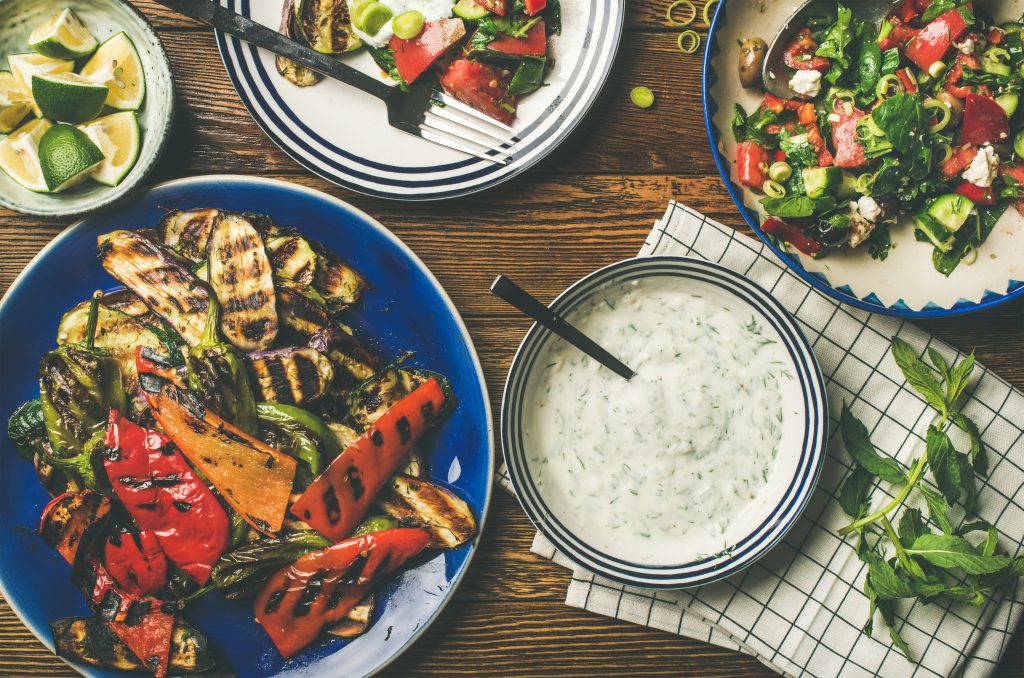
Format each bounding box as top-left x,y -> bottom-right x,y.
731,103 -> 779,148
836,338 -> 1016,660
920,0 -> 971,22
779,133 -> 819,167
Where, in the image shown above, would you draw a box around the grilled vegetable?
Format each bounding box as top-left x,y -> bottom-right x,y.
186,298 -> 259,435
139,350 -> 298,535
312,240 -> 368,311
290,378 -> 449,541
376,474 -> 477,549
34,449 -> 76,497
352,514 -> 399,536
265,229 -> 319,285
297,0 -> 361,55
7,399 -> 46,462
104,411 -> 231,586
36,434 -> 104,490
51,617 -> 213,674
39,490 -> 111,564
400,448 -> 427,478
246,347 -> 334,406
207,212 -> 278,352
327,593 -> 375,638
257,402 -> 341,483
254,528 -> 430,658
157,208 -> 219,261
209,531 -> 330,601
346,367 -> 430,430
276,278 -> 334,339
103,526 -> 169,596
98,230 -> 212,347
307,327 -> 378,394
278,0 -> 324,87
106,606 -> 176,678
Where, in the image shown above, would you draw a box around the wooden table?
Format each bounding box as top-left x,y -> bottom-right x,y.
1,1 -> 1022,675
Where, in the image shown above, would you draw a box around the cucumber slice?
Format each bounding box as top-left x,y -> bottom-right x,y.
996,92 -> 1019,118
802,166 -> 842,199
836,171 -> 858,200
925,193 -> 974,233
1015,129 -> 1024,158
914,214 -> 956,252
453,0 -> 489,20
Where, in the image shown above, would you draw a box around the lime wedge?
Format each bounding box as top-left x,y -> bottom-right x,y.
38,122 -> 105,192
32,72 -> 108,123
29,8 -> 99,60
0,71 -> 32,134
8,53 -> 74,117
78,111 -> 140,187
0,118 -> 54,192
79,32 -> 145,111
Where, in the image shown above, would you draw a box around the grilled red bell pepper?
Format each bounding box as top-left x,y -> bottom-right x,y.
941,143 -> 977,180
391,18 -> 466,84
736,141 -> 770,189
291,378 -> 448,541
254,528 -> 431,658
879,22 -> 920,52
104,528 -> 169,595
783,28 -> 830,72
954,180 -> 996,205
107,607 -> 176,678
104,410 -> 230,585
762,217 -> 821,256
944,53 -> 981,99
524,0 -> 545,15
39,490 -> 111,564
832,105 -> 867,168
960,93 -> 1011,146
905,7 -> 970,71
471,0 -> 507,16
482,19 -> 546,56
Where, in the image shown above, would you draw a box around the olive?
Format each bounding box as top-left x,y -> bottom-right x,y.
936,91 -> 964,127
739,38 -> 767,89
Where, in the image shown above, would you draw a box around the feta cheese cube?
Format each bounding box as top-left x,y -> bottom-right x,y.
789,70 -> 822,98
962,145 -> 1000,188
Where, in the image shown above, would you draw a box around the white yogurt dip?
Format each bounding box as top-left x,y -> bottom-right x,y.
521,275 -> 804,565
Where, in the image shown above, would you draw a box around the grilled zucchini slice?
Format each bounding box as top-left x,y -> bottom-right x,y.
313,240 -> 368,311
207,213 -> 279,352
376,474 -> 477,549
50,617 -> 214,673
157,208 -> 220,261
97,230 -> 212,347
346,367 -> 430,430
307,327 -> 378,391
265,230 -> 319,285
246,347 -> 334,405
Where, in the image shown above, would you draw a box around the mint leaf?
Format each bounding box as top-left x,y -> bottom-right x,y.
897,508 -> 928,549
876,597 -> 913,659
919,484 -> 954,534
927,426 -> 961,506
954,411 -> 988,476
839,466 -> 875,519
927,347 -> 951,381
867,555 -> 915,600
891,337 -> 947,414
841,404 -> 907,484
908,534 -> 1011,575
945,352 -> 975,405
958,454 -> 977,512
982,526 -> 999,557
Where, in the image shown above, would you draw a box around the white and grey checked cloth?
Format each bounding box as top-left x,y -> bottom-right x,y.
495,202 -> 1024,678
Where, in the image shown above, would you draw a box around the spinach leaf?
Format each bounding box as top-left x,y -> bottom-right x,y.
779,133 -> 819,167
731,103 -> 779,147
880,48 -> 901,75
841,404 -> 907,483
926,425 -> 961,506
815,5 -> 854,84
870,157 -> 902,196
890,337 -> 947,413
508,58 -> 546,96
867,221 -> 892,260
761,195 -> 836,218
544,0 -> 561,34
933,205 -> 1007,276
908,534 -> 1011,575
871,94 -> 927,158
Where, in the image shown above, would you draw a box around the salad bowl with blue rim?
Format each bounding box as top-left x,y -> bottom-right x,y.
0,175 -> 493,677
501,256 -> 829,589
703,0 -> 1024,317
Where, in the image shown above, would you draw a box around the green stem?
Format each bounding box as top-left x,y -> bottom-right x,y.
84,290 -> 103,351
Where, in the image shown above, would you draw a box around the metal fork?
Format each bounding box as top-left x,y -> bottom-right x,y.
154,0 -> 517,164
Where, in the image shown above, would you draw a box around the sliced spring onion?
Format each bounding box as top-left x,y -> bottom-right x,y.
763,179 -> 786,198
768,161 -> 792,183
630,86 -> 655,109
703,0 -> 717,27
937,143 -> 953,164
924,99 -> 951,133
875,73 -> 904,99
666,0 -> 696,26
928,61 -> 946,79
677,30 -> 701,54
962,244 -> 977,266
854,172 -> 874,194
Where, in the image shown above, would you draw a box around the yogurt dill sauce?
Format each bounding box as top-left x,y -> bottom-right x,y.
522,275 -> 804,565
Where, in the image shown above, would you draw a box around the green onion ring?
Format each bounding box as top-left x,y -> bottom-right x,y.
763,179 -> 786,198
924,99 -> 951,133
666,0 -> 696,26
937,143 -> 953,164
854,172 -> 874,194
962,244 -> 977,265
875,73 -> 904,100
678,30 -> 701,54
630,86 -> 655,109
702,0 -> 717,26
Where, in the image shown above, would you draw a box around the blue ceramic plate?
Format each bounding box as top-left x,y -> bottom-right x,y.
501,257 -> 828,589
703,0 -> 1024,317
0,175 -> 493,677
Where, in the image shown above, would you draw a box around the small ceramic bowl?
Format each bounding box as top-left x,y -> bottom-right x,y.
0,0 -> 173,218
501,257 -> 828,589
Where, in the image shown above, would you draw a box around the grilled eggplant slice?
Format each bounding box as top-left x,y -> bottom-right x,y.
246,347 -> 334,405
158,208 -> 220,261
40,490 -> 112,564
400,448 -> 428,479
98,231 -> 212,347
51,617 -> 214,673
327,593 -> 376,638
278,0 -> 323,87
207,213 -> 279,352
265,230 -> 318,286
376,474 -> 477,549
297,0 -> 361,55
346,368 -> 430,430
276,278 -> 334,339
312,240 -> 368,311
307,327 -> 378,391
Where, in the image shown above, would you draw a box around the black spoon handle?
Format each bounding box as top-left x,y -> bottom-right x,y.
490,275 -> 636,381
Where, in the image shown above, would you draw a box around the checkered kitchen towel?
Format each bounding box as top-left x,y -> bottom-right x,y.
495,202 -> 1024,678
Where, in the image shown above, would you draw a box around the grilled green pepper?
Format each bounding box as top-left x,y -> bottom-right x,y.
38,292 -> 126,454
256,402 -> 341,487
209,531 -> 331,601
185,296 -> 258,435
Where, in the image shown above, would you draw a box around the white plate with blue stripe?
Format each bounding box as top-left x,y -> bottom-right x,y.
501,257 -> 828,588
214,0 -> 623,200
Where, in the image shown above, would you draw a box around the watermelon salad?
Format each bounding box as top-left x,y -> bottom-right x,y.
732,1 -> 1024,276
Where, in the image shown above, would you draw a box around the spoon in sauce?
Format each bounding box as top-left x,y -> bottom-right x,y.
490,275 -> 637,380
762,0 -> 901,99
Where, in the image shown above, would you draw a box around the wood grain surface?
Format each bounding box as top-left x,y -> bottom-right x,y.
1,1 -> 1022,675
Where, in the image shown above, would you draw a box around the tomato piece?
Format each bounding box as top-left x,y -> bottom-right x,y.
483,19 -> 546,56
905,8 -> 970,71
960,93 -> 1011,146
736,141 -> 770,189
524,0 -> 546,15
1000,164 -> 1024,185
254,529 -> 431,658
879,22 -> 920,51
104,528 -> 169,596
390,18 -> 467,84
440,59 -> 517,124
761,217 -> 821,255
987,28 -> 1004,45
797,102 -> 816,126
832,105 -> 867,169
954,180 -> 996,205
941,143 -> 977,180
894,0 -> 919,23
783,28 -> 830,72
472,0 -> 507,16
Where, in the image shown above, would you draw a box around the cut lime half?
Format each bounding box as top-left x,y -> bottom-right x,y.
8,53 -> 74,117
38,123 -> 105,192
0,118 -> 54,192
78,111 -> 140,187
79,32 -> 145,111
32,72 -> 108,123
0,71 -> 32,134
29,8 -> 99,60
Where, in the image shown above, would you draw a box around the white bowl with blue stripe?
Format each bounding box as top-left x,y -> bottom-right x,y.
703,0 -> 1024,317
501,257 -> 828,588
214,0 -> 623,200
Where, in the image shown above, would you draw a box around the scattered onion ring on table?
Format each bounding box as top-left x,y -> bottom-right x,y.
7,209 -> 479,676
